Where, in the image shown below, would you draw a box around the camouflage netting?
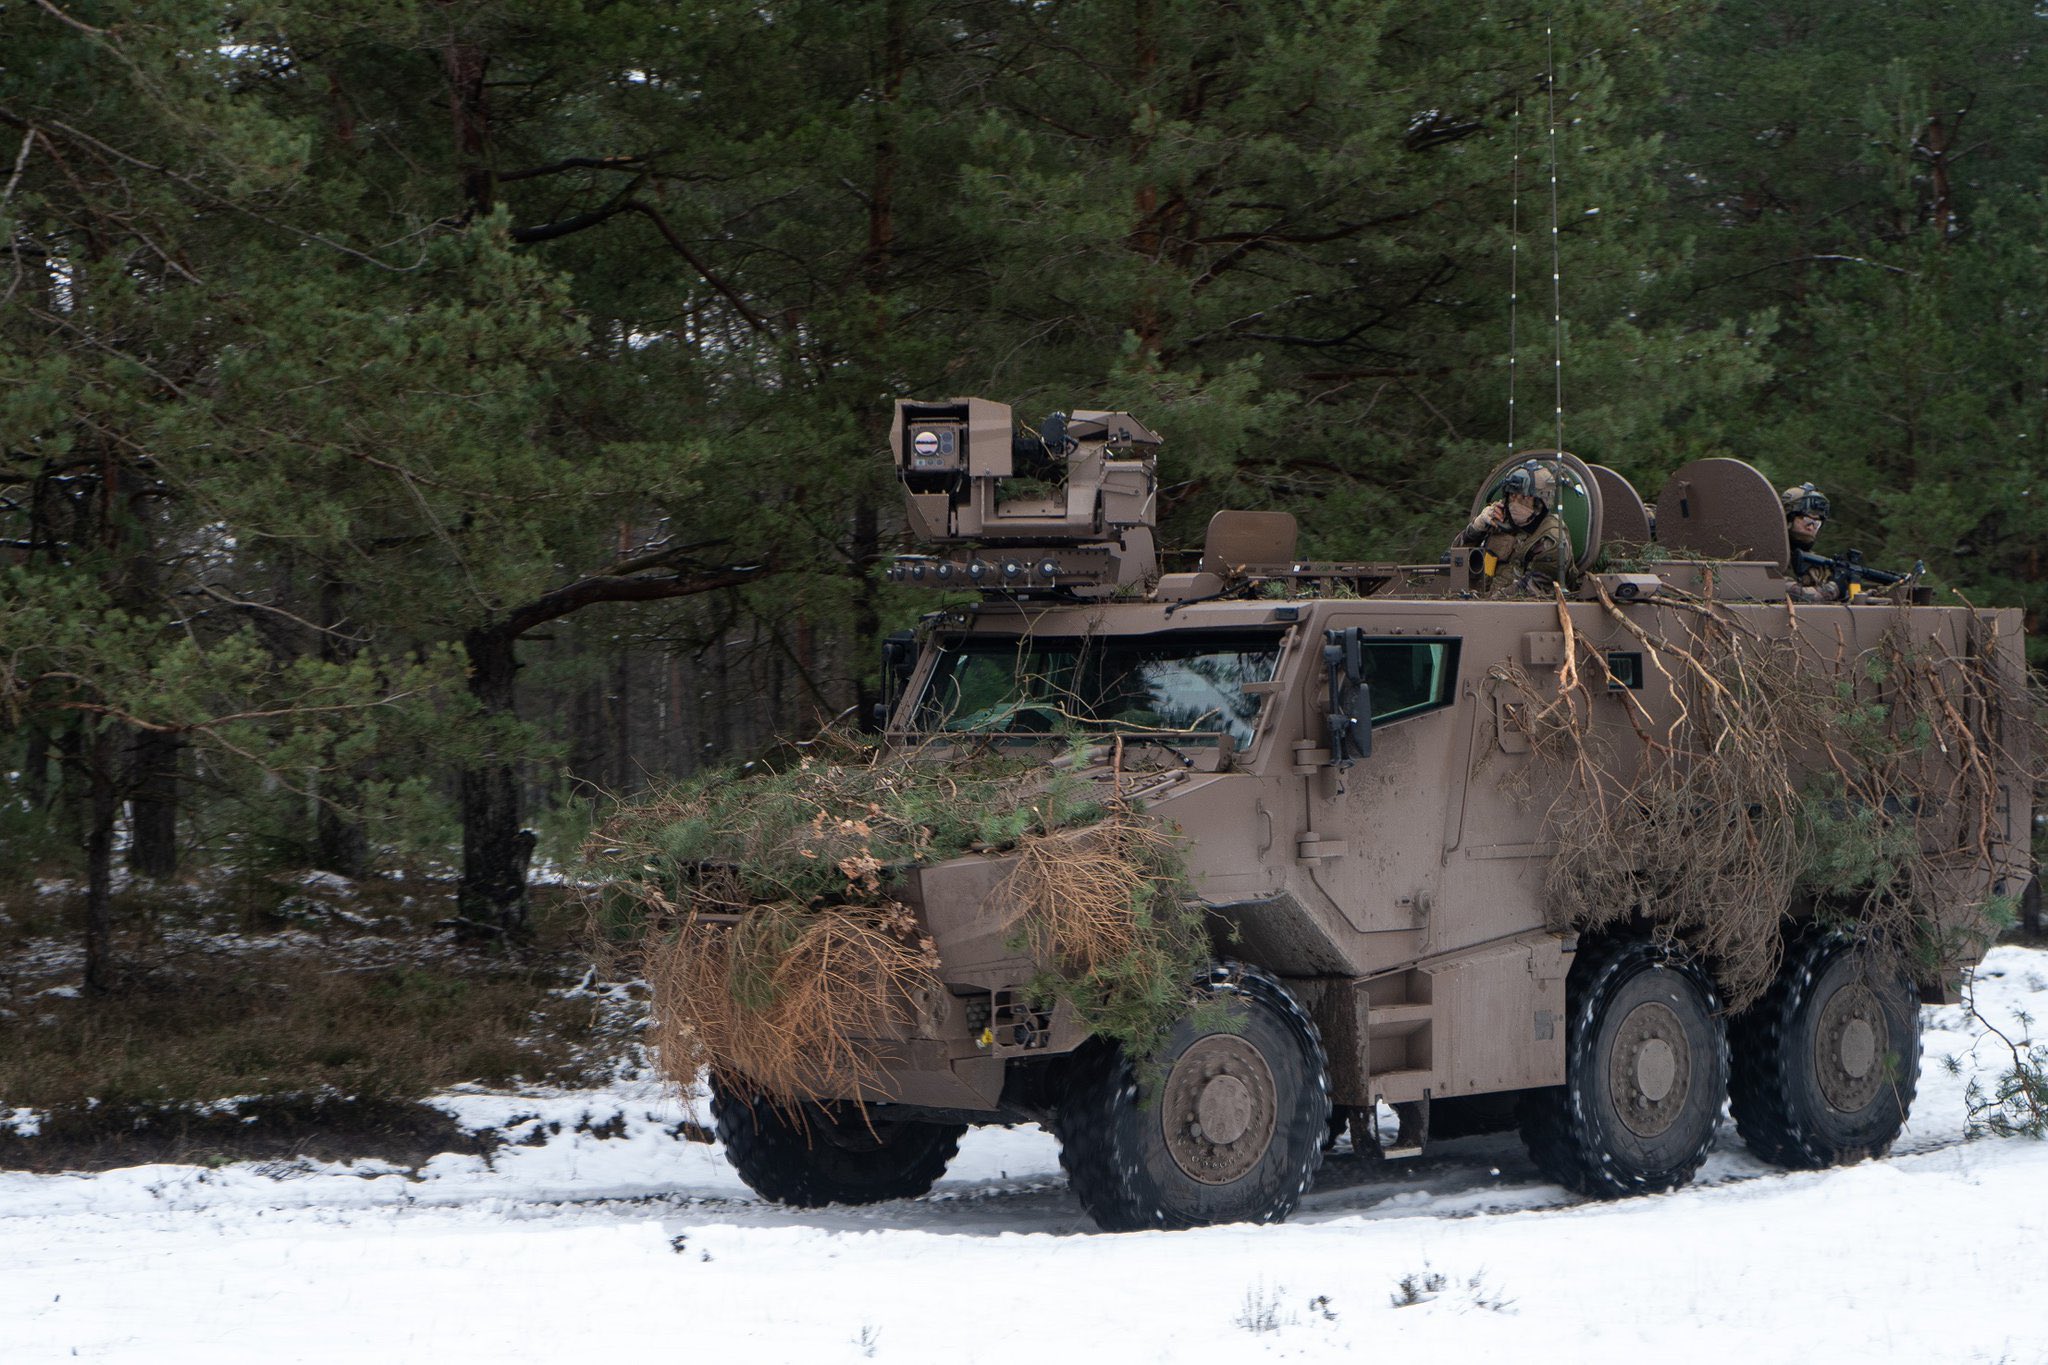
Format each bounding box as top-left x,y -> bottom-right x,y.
590,737 -> 1204,1098
1495,584 -> 2040,1008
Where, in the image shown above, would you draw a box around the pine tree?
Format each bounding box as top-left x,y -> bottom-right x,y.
1653,0 -> 2048,644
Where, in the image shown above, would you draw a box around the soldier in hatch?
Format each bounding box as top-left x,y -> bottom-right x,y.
1455,460 -> 1579,593
1781,482 -> 1839,602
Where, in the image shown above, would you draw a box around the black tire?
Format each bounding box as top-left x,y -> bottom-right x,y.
709,1081 -> 966,1208
1053,962 -> 1331,1232
1728,927 -> 1921,1169
1519,937 -> 1729,1197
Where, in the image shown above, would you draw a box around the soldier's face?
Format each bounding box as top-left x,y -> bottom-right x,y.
1792,512 -> 1823,540
1508,493 -> 1538,520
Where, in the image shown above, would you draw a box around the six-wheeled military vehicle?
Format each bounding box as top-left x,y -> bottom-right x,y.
702,397 -> 2033,1231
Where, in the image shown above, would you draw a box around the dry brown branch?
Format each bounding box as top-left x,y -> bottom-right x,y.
995,816 -> 1186,976
601,738 -> 1204,1097
1500,592 -> 2035,1009
646,902 -> 939,1100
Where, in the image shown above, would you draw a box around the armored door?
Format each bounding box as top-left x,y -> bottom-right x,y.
1293,614 -> 1471,948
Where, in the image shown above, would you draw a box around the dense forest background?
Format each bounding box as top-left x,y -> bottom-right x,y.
5,0 -> 2045,985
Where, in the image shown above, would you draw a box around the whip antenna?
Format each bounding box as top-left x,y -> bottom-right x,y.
1506,101 -> 1522,452
1545,23 -> 1566,451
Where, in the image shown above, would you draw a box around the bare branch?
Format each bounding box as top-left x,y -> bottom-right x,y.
8,114 -> 434,273
40,688 -> 430,733
1,126 -> 34,208
594,539 -> 732,578
502,563 -> 773,638
506,183 -> 768,333
189,584 -> 370,646
499,154 -> 657,184
1702,254 -> 1916,296
620,200 -> 770,334
34,0 -> 107,36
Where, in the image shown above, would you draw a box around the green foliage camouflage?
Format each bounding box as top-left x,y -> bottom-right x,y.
596,742 -> 1107,913
595,738 -> 1211,1084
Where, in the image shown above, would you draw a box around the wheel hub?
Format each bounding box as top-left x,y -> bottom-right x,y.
1815,983 -> 1888,1113
1609,1001 -> 1692,1138
1635,1038 -> 1678,1103
1195,1074 -> 1254,1146
1161,1034 -> 1278,1185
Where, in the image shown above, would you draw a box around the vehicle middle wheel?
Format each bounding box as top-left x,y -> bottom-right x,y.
1054,962 -> 1331,1232
1519,937 -> 1729,1197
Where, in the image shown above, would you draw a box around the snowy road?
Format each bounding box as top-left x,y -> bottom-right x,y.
6,948 -> 2048,1363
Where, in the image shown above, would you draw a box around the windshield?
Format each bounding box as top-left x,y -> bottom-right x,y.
914,629 -> 1285,747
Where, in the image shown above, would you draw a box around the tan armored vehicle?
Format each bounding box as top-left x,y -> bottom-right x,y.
694,398 -> 2033,1231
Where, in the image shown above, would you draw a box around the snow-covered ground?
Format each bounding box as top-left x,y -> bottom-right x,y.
6,948 -> 2048,1364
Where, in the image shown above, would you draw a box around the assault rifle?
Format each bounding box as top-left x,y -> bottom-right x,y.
1791,547 -> 1926,601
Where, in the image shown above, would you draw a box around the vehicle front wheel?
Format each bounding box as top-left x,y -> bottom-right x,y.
1519,937 -> 1729,1197
710,1081 -> 966,1208
1728,927 -> 1921,1169
1054,962 -> 1331,1232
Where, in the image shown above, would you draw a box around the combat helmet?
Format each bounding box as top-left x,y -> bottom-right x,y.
1501,460 -> 1559,511
1780,482 -> 1830,521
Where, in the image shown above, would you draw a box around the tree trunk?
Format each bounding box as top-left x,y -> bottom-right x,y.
313,575 -> 370,878
851,492 -> 882,730
707,638 -> 730,763
444,38 -> 495,223
458,626 -> 533,935
53,720 -> 86,847
852,8 -> 904,731
83,729 -> 119,992
453,564 -> 769,937
568,668 -> 605,793
1128,0 -> 1164,355
126,727 -> 180,878
609,649 -> 633,793
667,655 -> 687,775
1925,106 -> 1954,242
315,798 -> 371,879
22,724 -> 52,810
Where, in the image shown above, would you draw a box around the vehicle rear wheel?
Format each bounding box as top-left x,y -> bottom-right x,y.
1729,927 -> 1921,1168
1519,937 -> 1728,1197
1054,962 -> 1330,1232
709,1081 -> 966,1208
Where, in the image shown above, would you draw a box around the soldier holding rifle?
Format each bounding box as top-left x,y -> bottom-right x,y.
1782,482 -> 1920,602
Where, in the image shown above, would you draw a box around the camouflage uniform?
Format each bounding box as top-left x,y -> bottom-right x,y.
1457,504 -> 1579,594
1791,556 -> 1838,600
1781,482 -> 1839,603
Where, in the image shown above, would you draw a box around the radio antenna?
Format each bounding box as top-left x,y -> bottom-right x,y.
1506,101 -> 1522,453
1545,23 -> 1566,451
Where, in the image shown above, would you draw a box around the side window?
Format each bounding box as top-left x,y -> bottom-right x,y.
1357,639 -> 1460,725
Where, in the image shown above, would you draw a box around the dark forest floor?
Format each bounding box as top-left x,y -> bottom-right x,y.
0,866 -> 643,1173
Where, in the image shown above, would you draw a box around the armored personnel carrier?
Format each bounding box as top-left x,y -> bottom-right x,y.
697,397 -> 2032,1231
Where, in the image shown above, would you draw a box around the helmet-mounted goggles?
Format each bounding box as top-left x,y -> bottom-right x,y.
1781,483 -> 1830,520
1501,461 -> 1556,503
